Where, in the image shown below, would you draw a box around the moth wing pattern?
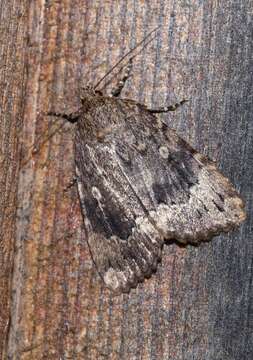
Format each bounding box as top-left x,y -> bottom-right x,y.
75,97 -> 245,293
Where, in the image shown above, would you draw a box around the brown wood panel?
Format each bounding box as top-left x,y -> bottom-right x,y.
1,1 -> 252,359
0,0 -> 28,358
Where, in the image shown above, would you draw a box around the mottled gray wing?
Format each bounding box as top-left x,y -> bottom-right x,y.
75,101 -> 245,293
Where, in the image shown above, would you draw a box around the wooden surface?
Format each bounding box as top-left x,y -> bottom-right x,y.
0,1 -> 252,359
0,1 -> 28,358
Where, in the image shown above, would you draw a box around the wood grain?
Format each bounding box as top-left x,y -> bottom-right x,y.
0,1 -> 252,359
0,1 -> 28,358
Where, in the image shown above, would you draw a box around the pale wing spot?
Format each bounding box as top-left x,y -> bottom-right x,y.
75,166 -> 81,177
159,146 -> 169,159
104,268 -> 120,290
104,268 -> 129,291
77,181 -> 85,201
76,166 -> 85,201
135,216 -> 161,244
136,142 -> 147,153
91,186 -> 102,201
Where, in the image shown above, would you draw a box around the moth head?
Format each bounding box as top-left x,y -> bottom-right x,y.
80,85 -> 103,102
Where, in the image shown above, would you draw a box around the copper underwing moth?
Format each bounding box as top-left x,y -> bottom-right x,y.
48,28 -> 246,293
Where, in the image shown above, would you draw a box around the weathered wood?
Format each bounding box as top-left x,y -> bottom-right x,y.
0,1 -> 28,358
1,1 -> 252,359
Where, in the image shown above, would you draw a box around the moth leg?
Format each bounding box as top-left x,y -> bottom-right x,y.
147,99 -> 188,113
47,108 -> 82,123
110,58 -> 133,97
63,176 -> 77,192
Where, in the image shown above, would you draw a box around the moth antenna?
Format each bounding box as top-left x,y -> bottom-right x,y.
99,35 -> 156,92
22,29 -> 159,169
94,27 -> 160,89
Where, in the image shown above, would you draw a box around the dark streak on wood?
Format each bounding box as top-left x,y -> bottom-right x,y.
0,1 -> 252,359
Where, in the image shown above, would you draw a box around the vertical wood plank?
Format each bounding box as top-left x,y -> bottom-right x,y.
0,1 -> 28,357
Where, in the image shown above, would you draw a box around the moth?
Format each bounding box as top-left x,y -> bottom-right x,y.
48,29 -> 246,293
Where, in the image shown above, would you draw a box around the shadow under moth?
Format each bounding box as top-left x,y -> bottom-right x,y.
48,29 -> 246,293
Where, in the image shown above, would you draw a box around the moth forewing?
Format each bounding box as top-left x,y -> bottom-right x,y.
74,92 -> 246,293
